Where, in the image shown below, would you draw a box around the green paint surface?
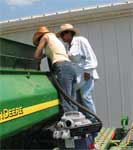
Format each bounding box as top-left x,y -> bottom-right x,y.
0,69 -> 59,139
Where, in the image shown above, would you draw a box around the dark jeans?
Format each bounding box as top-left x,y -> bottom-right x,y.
53,61 -> 78,112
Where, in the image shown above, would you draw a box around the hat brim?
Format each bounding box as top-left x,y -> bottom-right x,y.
33,31 -> 49,46
56,28 -> 79,37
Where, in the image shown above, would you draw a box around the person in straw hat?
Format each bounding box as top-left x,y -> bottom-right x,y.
57,23 -> 99,115
57,23 -> 99,149
33,26 -> 78,112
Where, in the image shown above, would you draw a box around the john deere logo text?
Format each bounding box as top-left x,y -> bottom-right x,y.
0,107 -> 23,121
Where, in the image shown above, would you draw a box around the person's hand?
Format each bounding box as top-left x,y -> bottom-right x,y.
84,72 -> 90,80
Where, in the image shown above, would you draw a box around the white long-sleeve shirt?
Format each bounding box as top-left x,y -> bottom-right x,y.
67,36 -> 99,88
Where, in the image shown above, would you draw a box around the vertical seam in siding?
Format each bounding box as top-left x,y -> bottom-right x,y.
113,20 -> 124,116
128,16 -> 133,120
100,22 -> 110,126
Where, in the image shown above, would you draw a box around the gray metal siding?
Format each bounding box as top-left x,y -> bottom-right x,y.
75,17 -> 133,127
2,16 -> 133,127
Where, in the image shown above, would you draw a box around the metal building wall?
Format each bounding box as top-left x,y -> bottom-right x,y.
75,16 -> 133,127
1,16 -> 133,128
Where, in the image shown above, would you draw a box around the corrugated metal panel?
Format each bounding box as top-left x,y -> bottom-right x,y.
75,17 -> 133,127
87,22 -> 110,126
1,16 -> 133,128
114,17 -> 132,121
131,16 -> 133,126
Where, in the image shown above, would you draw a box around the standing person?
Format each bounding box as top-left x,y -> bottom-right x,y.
57,23 -> 99,114
33,26 -> 78,112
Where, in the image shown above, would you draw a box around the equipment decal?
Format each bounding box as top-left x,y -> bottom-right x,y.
0,99 -> 59,123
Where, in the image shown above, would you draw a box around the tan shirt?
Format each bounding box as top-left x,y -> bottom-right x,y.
44,33 -> 69,64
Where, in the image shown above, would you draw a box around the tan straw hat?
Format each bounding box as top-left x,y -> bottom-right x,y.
33,26 -> 49,45
56,23 -> 79,37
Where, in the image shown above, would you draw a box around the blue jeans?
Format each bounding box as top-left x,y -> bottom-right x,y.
53,61 -> 78,112
80,77 -> 96,114
79,77 -> 97,139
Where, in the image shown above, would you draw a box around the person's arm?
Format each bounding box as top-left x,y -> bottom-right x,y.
34,35 -> 48,59
80,37 -> 98,80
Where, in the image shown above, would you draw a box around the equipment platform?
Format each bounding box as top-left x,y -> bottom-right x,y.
95,128 -> 133,150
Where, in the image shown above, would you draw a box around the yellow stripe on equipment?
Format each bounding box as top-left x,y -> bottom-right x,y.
0,99 -> 59,124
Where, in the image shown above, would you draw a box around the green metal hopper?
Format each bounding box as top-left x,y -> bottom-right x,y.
0,38 -> 60,139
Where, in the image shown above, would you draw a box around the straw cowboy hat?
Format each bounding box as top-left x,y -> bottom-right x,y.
56,24 -> 79,37
33,26 -> 49,46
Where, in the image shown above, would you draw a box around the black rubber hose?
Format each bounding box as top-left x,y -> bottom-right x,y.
49,71 -> 102,127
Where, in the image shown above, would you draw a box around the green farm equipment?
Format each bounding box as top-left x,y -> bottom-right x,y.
95,116 -> 133,150
0,38 -> 61,149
